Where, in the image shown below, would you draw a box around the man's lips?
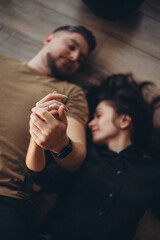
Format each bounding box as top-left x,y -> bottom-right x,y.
61,57 -> 72,69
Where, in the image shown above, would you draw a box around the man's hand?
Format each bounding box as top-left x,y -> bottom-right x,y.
30,93 -> 69,153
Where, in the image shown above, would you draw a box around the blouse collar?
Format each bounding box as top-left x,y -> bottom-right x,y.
95,144 -> 145,160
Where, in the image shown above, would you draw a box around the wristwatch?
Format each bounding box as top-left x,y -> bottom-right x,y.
50,138 -> 72,159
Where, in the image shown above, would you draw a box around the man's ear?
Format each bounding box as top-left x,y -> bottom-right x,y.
120,114 -> 132,129
43,33 -> 55,45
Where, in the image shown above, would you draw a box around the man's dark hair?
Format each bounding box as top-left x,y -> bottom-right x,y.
53,25 -> 96,54
88,74 -> 160,158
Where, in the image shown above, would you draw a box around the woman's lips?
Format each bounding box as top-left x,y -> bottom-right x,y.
91,129 -> 98,135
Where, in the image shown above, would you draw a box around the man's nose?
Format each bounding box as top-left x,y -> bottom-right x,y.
69,50 -> 79,62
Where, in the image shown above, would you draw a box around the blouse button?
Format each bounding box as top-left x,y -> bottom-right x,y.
116,170 -> 121,174
109,193 -> 113,198
98,212 -> 103,216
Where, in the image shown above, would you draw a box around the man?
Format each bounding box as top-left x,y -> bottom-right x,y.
0,25 -> 96,240
27,25 -> 96,171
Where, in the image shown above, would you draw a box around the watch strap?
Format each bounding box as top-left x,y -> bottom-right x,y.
50,138 -> 72,159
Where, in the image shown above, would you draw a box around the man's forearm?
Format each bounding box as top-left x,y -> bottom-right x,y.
53,141 -> 86,172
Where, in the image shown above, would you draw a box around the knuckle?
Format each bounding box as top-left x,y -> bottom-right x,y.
52,100 -> 57,104
48,93 -> 52,98
39,136 -> 46,145
36,102 -> 41,107
43,127 -> 50,135
29,124 -> 32,131
52,103 -> 57,108
30,113 -> 34,118
45,130 -> 51,136
41,110 -> 47,117
30,124 -> 34,130
45,126 -> 54,136
54,122 -> 59,129
32,117 -> 38,124
36,139 -> 41,146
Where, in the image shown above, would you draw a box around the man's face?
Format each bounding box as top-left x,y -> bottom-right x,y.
43,31 -> 89,79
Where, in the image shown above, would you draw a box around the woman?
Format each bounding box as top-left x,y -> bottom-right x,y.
25,74 -> 160,240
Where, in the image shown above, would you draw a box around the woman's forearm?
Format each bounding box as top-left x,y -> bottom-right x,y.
26,137 -> 46,172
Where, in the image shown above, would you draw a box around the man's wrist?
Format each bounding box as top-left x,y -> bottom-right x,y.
50,135 -> 69,153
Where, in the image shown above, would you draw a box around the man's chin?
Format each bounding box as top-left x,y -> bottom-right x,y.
47,54 -> 70,79
51,67 -> 70,80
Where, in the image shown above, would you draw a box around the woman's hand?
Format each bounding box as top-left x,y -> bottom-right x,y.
29,92 -> 69,153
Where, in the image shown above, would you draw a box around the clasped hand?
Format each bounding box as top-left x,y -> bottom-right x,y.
29,92 -> 69,153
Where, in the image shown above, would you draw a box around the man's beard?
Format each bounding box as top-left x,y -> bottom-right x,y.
47,53 -> 72,80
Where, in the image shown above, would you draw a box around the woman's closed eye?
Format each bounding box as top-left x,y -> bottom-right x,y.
94,113 -> 102,119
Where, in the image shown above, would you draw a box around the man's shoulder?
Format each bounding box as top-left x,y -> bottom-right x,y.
0,54 -> 23,68
53,80 -> 85,99
55,80 -> 88,126
58,80 -> 84,92
0,54 -> 19,62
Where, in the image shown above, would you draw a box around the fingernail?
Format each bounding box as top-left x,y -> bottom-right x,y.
62,95 -> 68,98
65,107 -> 69,112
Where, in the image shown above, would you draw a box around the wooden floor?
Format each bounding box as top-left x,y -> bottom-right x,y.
0,0 -> 159,89
0,0 -> 160,239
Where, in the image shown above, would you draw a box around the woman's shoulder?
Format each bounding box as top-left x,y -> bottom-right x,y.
141,154 -> 160,181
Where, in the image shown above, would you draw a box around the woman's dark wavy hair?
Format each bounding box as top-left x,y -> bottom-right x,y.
87,74 -> 160,158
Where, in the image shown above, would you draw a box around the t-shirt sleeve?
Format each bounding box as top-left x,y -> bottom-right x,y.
64,84 -> 89,126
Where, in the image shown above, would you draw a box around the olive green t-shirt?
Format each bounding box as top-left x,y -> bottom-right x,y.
0,55 -> 88,202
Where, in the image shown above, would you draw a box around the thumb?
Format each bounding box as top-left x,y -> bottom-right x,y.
58,105 -> 67,125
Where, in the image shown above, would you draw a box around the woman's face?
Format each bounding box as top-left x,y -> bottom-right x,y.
88,101 -> 122,145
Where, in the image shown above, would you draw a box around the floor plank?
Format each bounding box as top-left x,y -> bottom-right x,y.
0,25 -> 41,61
139,0 -> 160,21
0,0 -> 106,49
94,34 -> 160,86
33,0 -> 160,59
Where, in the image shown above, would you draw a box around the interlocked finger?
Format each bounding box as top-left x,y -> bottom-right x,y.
47,102 -> 62,111
47,102 -> 68,112
36,91 -> 68,106
37,99 -> 68,111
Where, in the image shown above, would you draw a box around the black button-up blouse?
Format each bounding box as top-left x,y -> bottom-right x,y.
25,145 -> 160,240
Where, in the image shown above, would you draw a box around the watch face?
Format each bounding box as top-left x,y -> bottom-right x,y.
51,139 -> 72,159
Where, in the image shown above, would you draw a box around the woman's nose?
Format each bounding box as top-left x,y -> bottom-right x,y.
88,119 -> 95,128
